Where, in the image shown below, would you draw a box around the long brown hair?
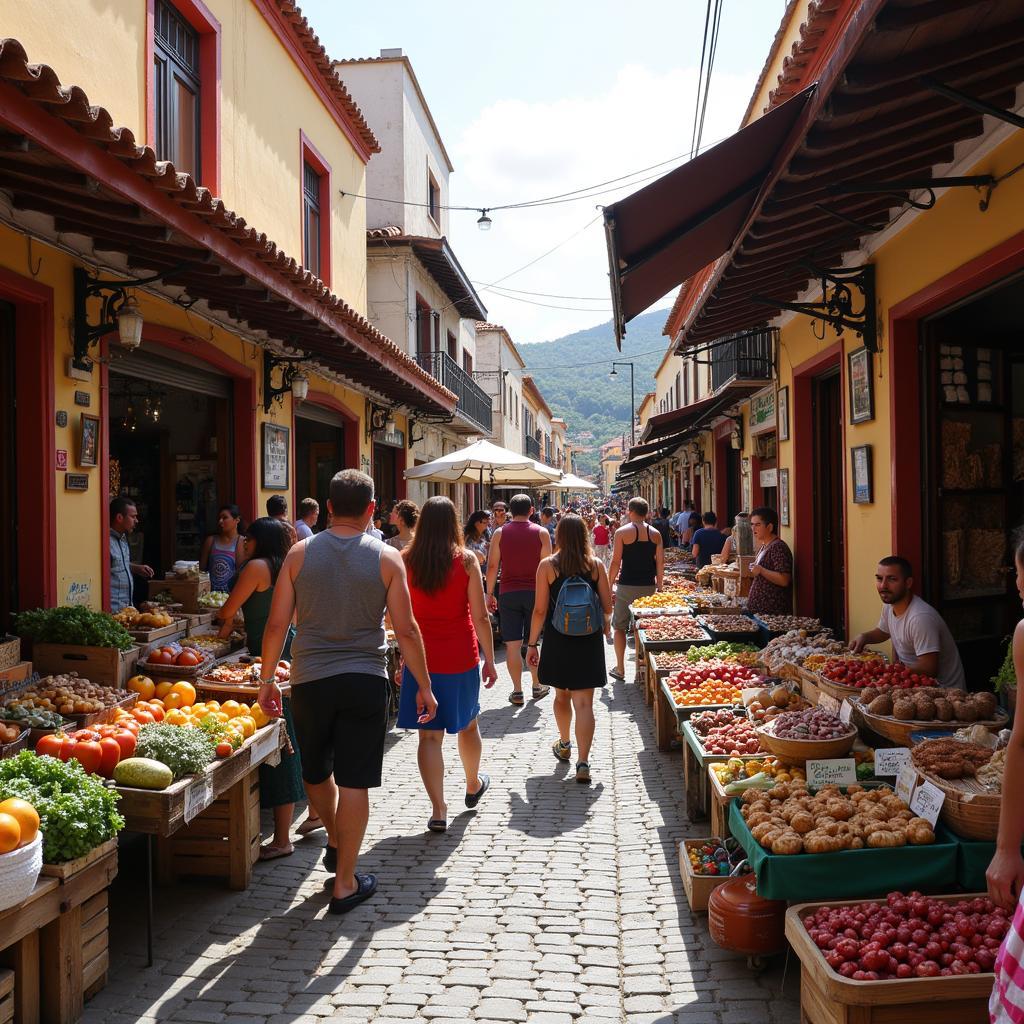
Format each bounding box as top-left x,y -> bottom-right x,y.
553,514 -> 596,578
403,496 -> 464,594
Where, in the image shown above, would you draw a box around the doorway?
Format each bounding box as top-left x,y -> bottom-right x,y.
373,443 -> 398,511
295,409 -> 347,532
0,302 -> 15,627
812,369 -> 846,634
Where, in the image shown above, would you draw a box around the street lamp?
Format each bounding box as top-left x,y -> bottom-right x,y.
609,361 -> 635,447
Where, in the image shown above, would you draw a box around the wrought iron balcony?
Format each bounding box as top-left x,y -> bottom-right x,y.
416,350 -> 493,433
523,433 -> 541,460
710,327 -> 777,394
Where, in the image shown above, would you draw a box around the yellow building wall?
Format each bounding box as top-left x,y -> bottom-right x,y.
2,0 -> 368,311
772,127 -> 1024,639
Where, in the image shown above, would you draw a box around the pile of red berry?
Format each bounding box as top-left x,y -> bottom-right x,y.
698,716 -> 760,756
669,660 -> 761,691
819,658 -> 937,689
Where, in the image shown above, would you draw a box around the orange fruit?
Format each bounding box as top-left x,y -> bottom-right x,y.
164,708 -> 188,727
154,681 -> 175,700
0,799 -> 38,846
214,712 -> 230,723
169,681 -> 196,707
126,675 -> 155,700
235,716 -> 255,739
162,691 -> 186,711
146,701 -> 166,721
205,700 -> 221,712
221,700 -> 241,717
0,812 -> 20,853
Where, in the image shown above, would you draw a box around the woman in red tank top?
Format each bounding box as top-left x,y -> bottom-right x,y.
400,497 -> 498,832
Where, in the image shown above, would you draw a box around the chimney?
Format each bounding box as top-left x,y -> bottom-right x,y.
380,48 -> 403,58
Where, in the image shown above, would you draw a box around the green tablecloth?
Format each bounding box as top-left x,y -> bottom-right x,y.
729,799 -> 959,901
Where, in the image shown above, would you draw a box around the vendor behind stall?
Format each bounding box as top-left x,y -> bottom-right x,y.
849,556 -> 966,689
109,497 -> 154,613
216,517 -> 305,858
199,504 -> 245,593
746,506 -> 793,615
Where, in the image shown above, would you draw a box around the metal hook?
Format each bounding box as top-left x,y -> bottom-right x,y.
26,237 -> 41,277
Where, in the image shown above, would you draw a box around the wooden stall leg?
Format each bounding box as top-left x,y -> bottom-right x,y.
227,771 -> 258,892
654,686 -> 675,752
39,905 -> 82,1024
0,931 -> 40,1024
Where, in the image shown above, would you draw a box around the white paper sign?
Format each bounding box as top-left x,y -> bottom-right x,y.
910,779 -> 946,826
818,693 -> 841,715
896,764 -> 918,804
251,725 -> 282,766
807,758 -> 858,787
874,748 -> 912,777
839,699 -> 853,724
184,776 -> 214,824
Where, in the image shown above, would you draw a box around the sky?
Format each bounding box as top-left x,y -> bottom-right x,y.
302,1 -> 788,346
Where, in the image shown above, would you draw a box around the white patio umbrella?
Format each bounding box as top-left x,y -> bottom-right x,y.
548,472 -> 598,491
403,438 -> 562,486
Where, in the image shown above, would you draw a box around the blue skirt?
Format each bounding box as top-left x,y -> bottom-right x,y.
398,663 -> 481,734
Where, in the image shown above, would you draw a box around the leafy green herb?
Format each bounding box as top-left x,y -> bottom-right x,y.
0,751 -> 124,863
14,606 -> 134,651
135,723 -> 215,779
992,636 -> 1015,693
685,641 -> 760,663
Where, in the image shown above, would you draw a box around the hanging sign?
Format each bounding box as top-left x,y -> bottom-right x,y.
749,387 -> 776,435
909,779 -> 946,826
373,428 -> 405,449
874,748 -> 912,777
807,758 -> 858,787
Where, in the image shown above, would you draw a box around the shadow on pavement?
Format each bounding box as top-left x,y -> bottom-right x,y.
506,773 -> 605,838
476,698 -> 545,738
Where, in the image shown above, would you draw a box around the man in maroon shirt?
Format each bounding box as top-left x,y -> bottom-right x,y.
486,493 -> 552,706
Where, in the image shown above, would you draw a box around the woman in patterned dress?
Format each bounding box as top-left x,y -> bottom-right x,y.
745,506 -> 793,616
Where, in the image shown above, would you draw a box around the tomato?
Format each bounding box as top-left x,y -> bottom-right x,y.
68,739 -> 102,775
146,702 -> 165,722
215,741 -> 233,758
35,733 -> 64,758
176,649 -> 200,667
150,649 -> 174,665
72,729 -> 101,742
131,707 -> 155,725
110,729 -> 137,760
97,737 -> 122,778
58,733 -> 78,761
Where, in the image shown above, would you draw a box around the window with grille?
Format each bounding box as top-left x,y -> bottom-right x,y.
303,161 -> 322,278
153,1 -> 200,177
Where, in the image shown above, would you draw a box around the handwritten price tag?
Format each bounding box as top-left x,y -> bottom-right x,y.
818,693 -> 841,715
251,725 -> 282,766
839,699 -> 853,724
910,779 -> 946,826
896,764 -> 917,804
874,748 -> 912,777
807,758 -> 858,787
184,776 -> 213,824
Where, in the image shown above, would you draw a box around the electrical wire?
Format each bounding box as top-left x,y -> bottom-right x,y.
475,290 -> 612,313
695,0 -> 725,158
474,283 -> 613,301
690,0 -> 714,161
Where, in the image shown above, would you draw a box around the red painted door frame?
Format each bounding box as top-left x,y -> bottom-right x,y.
889,227 -> 1024,579
0,267 -> 56,609
791,342 -> 844,620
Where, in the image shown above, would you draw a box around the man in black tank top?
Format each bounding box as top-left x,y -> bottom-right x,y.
606,497 -> 664,681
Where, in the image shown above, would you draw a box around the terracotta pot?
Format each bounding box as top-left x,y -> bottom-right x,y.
707,874 -> 787,956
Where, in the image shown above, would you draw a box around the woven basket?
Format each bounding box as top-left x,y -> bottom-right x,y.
0,727 -> 28,760
854,700 -> 1009,747
0,637 -> 20,673
136,653 -> 214,679
754,723 -> 857,763
0,832 -> 42,912
919,770 -> 1001,841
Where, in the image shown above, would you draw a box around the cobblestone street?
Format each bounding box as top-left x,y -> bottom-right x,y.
85,643 -> 801,1024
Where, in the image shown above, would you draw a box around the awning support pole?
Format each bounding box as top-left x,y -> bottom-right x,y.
826,175 -> 996,212
920,76 -> 1024,131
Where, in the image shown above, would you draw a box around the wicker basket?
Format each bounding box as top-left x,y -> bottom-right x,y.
854,700 -> 1009,747
136,653 -> 214,679
812,673 -> 865,702
754,723 -> 857,763
0,832 -> 42,912
919,770 -> 1001,841
0,637 -> 20,673
0,727 -> 28,760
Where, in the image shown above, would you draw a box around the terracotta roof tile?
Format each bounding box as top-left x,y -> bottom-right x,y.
475,322 -> 507,332
366,225 -> 403,239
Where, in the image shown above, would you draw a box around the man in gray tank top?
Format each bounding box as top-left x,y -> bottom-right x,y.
259,469 -> 436,915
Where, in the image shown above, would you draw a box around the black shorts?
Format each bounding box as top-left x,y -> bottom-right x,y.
498,589 -> 535,643
290,673 -> 391,789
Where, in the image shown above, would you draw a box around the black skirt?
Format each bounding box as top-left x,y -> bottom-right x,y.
537,574 -> 607,690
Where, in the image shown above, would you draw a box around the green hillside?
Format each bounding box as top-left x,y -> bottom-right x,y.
518,309 -> 670,476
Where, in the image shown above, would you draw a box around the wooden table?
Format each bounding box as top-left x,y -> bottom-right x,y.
681,721 -> 761,823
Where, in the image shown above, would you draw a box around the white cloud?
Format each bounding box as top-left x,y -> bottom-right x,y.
448,63 -> 760,347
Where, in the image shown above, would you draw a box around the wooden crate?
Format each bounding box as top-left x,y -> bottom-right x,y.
128,620 -> 187,647
154,769 -> 260,891
652,677 -> 680,752
708,766 -> 734,839
0,968 -> 13,1024
185,612 -> 216,631
40,838 -> 118,880
679,840 -> 731,913
786,896 -> 991,1024
149,577 -> 211,613
80,890 -> 109,1001
32,643 -> 141,687
681,722 -> 761,824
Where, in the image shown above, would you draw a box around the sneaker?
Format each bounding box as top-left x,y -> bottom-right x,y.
575,762 -> 591,784
552,739 -> 571,762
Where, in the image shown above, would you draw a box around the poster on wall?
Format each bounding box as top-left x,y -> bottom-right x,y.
749,387 -> 776,435
848,347 -> 875,424
741,467 -> 752,514
777,386 -> 790,441
779,468 -> 791,526
852,444 -> 873,503
262,422 -> 290,490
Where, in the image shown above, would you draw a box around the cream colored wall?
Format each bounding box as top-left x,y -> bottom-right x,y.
745,1 -> 811,126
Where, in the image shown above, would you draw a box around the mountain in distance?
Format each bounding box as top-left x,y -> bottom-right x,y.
518,308 -> 670,477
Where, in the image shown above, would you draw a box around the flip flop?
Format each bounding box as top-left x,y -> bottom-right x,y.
323,845 -> 337,874
259,843 -> 293,861
608,668 -> 625,681
508,691 -> 525,706
328,873 -> 378,915
427,818 -> 448,833
296,816 -> 324,836
532,685 -> 551,700
465,772 -> 490,809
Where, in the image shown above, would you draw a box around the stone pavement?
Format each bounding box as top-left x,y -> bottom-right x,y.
85,641 -> 802,1024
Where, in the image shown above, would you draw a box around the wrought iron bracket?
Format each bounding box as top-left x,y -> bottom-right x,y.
826,175 -> 996,213
262,350 -> 304,414
406,412 -> 455,447
365,400 -> 391,441
751,263 -> 877,353
920,77 -> 1024,132
73,263 -> 191,371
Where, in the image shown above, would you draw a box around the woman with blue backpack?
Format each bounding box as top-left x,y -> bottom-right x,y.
526,514 -> 612,784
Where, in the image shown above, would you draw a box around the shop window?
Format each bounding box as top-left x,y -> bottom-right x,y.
447,330 -> 457,361
153,1 -> 201,177
300,134 -> 331,284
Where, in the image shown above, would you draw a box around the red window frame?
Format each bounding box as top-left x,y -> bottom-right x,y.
299,131 -> 332,285
145,0 -> 221,193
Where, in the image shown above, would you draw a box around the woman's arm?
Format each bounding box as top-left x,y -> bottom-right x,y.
465,553 -> 497,687
198,535 -> 213,572
595,559 -> 613,638
234,536 -> 247,569
526,559 -> 553,666
216,561 -> 262,636
988,620 -> 1024,910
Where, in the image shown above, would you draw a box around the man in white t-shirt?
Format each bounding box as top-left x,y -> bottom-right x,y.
850,556 -> 966,689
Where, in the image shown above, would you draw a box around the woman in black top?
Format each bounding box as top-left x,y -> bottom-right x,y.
527,515 -> 612,784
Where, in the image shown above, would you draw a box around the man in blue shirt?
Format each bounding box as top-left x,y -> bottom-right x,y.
109,497 -> 154,612
691,512 -> 726,569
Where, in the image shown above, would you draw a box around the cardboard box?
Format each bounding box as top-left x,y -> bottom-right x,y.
149,576 -> 211,613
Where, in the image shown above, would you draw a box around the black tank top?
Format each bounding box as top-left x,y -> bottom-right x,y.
618,523 -> 657,585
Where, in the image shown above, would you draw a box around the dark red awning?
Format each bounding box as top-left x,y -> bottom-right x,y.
603,86 -> 814,346
639,384 -> 761,444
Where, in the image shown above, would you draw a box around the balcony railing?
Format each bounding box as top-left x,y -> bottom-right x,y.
710,327 -> 777,394
523,433 -> 541,460
416,350 -> 493,433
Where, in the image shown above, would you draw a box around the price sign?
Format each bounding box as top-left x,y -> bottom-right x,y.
896,764 -> 918,804
910,779 -> 946,826
251,725 -> 282,766
807,758 -> 858,787
184,776 -> 214,824
818,693 -> 841,715
874,748 -> 912,777
839,699 -> 853,724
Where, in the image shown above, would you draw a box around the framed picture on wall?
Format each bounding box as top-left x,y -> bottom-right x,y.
848,346 -> 875,424
777,386 -> 790,441
79,413 -> 99,468
852,444 -> 873,503
262,422 -> 290,490
779,467 -> 791,526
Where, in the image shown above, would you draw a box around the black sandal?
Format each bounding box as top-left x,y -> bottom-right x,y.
427,818 -> 448,833
323,845 -> 337,874
508,691 -> 525,706
328,873 -> 378,914
465,772 -> 490,809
